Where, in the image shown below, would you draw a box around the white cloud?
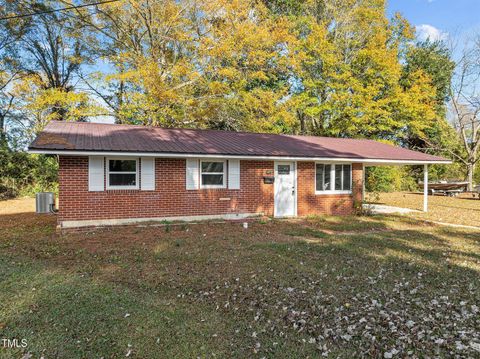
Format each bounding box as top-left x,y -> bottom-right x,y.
415,24 -> 448,42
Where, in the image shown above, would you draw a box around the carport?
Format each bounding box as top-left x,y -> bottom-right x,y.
361,163 -> 450,213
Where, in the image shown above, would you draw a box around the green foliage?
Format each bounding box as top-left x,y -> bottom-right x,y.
367,167 -> 398,193
0,150 -> 58,199
428,162 -> 465,182
263,0 -> 306,16
402,40 -> 455,117
366,163 -> 467,194
366,166 -> 418,193
400,40 -> 459,161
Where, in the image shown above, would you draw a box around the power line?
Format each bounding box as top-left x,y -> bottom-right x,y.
0,0 -> 120,21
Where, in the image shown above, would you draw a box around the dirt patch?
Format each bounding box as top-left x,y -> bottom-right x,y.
0,197 -> 36,215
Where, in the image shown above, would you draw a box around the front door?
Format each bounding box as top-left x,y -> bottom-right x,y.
274,162 -> 296,217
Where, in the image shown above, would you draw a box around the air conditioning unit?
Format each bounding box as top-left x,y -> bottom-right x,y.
36,192 -> 55,214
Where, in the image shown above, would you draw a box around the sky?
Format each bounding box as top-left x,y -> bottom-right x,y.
388,0 -> 480,43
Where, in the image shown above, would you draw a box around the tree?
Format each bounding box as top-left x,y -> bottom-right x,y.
283,0 -> 438,143
0,7 -> 28,148
415,37 -> 480,190
68,0 -> 446,143
403,41 -> 455,116
449,41 -> 480,189
72,0 -> 295,131
398,39 -> 459,181
401,40 -> 456,151
0,70 -> 16,148
0,0 -> 100,144
0,0 -> 469,199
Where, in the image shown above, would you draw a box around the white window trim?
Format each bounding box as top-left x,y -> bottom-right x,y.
106,157 -> 139,190
200,159 -> 227,189
315,162 -> 352,195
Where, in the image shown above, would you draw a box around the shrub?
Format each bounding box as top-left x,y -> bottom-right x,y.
366,166 -> 401,193
0,149 -> 58,199
366,166 -> 423,193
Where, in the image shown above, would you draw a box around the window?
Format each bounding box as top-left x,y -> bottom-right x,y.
200,160 -> 226,188
335,165 -> 342,191
278,165 -> 290,175
316,163 -> 351,193
107,158 -> 138,189
342,164 -> 351,191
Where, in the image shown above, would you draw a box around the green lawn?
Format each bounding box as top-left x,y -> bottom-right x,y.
0,199 -> 479,358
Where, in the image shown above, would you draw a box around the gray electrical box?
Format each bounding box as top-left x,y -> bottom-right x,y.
36,192 -> 55,214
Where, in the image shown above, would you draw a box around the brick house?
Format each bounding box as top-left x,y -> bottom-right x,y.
29,121 -> 450,229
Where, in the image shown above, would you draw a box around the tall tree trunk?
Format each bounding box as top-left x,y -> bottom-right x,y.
298,110 -> 306,135
0,115 -> 5,148
116,80 -> 124,124
466,162 -> 475,191
0,94 -> 14,148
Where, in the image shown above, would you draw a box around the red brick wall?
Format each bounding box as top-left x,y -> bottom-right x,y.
297,162 -> 363,216
58,157 -> 363,225
58,156 -> 275,223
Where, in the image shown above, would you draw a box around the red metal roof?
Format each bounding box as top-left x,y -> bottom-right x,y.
29,121 -> 449,163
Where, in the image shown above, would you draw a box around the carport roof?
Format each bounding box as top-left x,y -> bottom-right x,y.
29,121 -> 451,164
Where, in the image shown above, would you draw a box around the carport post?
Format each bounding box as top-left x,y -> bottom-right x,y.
423,164 -> 428,212
362,164 -> 365,202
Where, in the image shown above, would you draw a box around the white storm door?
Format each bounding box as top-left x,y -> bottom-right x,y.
274,162 -> 296,217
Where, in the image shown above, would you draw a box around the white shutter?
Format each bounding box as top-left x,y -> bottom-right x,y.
186,159 -> 199,190
228,159 -> 240,189
141,157 -> 155,190
88,156 -> 104,191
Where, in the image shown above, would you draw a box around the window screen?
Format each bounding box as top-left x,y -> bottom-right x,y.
316,164 -> 351,192
108,159 -> 137,188
201,161 -> 225,187
316,164 -> 332,191
324,164 -> 331,190
343,165 -> 351,191
335,165 -> 343,191
315,164 -> 324,191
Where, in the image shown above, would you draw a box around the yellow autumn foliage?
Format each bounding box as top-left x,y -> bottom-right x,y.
8,0 -> 443,144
